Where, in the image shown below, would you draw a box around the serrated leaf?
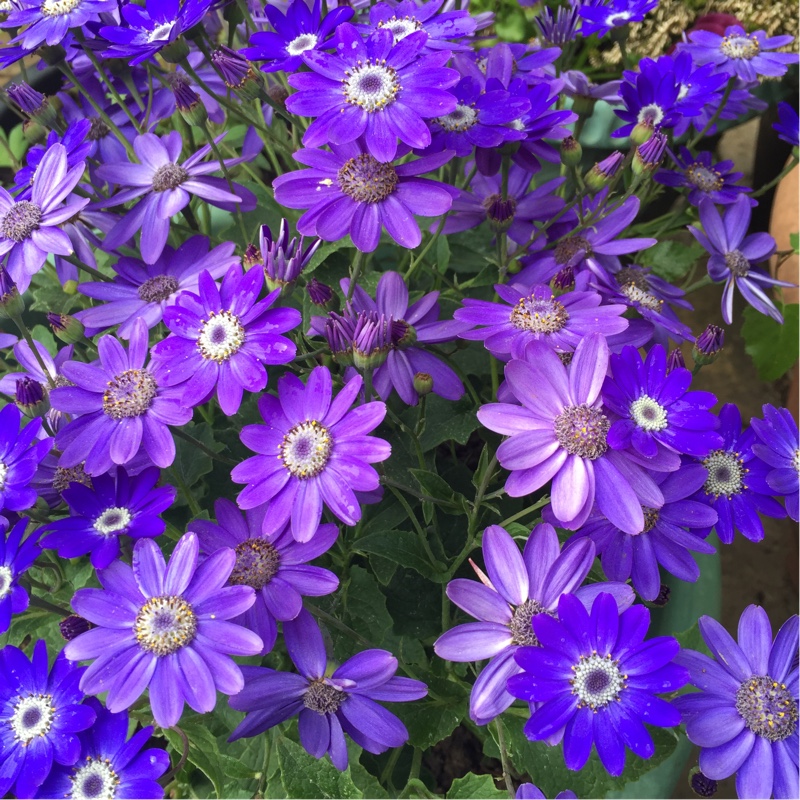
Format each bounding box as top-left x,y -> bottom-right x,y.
409,468 -> 464,513
355,529 -> 444,579
446,773 -> 507,799
741,302 -> 799,381
277,737 -> 363,798
306,237 -> 355,274
419,395 -> 480,452
638,240 -> 706,282
169,421 -> 225,492
399,778 -> 439,799
341,565 -> 395,649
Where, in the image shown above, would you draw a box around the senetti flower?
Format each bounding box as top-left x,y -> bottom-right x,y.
362,0 -> 477,51
286,22 -> 459,162
0,518 -> 40,634
232,366 -> 390,541
0,404 -> 53,512
579,0 -> 657,38
36,698 -> 170,800
0,641 -> 96,799
273,142 -> 456,253
190,499 -> 339,654
229,609 -> 427,770
614,59 -> 681,142
508,592 -> 688,777
750,404 -> 799,522
676,607 -> 799,799
774,102 -> 799,147
434,523 -> 634,725
1,0 -> 116,49
656,147 -> 752,206
65,532 -> 263,728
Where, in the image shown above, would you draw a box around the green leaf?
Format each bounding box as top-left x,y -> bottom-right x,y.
169,421 -> 225,498
354,529 -> 444,579
446,773 -> 507,799
638,240 -> 706,282
436,236 -> 451,273
418,395 -> 480,452
409,469 -> 461,508
277,737 -> 363,798
790,232 -> 799,254
341,565 -> 395,649
742,303 -> 800,381
306,237 -> 355,274
399,778 -> 438,799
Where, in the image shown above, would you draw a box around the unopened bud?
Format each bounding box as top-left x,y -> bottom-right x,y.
666,348 -> 686,373
62,280 -> 78,296
414,372 -> 434,396
7,82 -> 58,128
560,135 -> 582,166
632,132 -> 667,177
551,265 -> 575,293
22,118 -> 46,144
353,314 -> 390,370
483,194 -> 516,233
692,324 -> 724,366
15,376 -> 49,418
243,243 -> 261,271
307,278 -> 338,312
161,36 -> 190,64
47,312 -> 84,344
170,74 -> 207,127
584,151 -> 624,193
0,270 -> 24,319
267,84 -> 289,107
689,767 -> 717,798
59,615 -> 93,641
212,46 -> 264,102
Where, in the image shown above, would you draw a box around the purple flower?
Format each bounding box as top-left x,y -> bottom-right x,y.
1,0 -> 116,49
508,592 -> 688,776
691,404 -> 786,544
478,334 -> 664,534
561,70 -> 622,105
579,0 -> 658,37
750,404 -> 799,522
151,265 -> 300,416
51,318 -> 192,476
0,404 -> 52,511
41,467 -> 176,570
655,147 -> 752,206
774,102 -> 799,147
0,143 -> 88,293
98,131 -> 256,265
273,141 -> 455,252
0,518 -> 40,634
567,461 -> 718,601
286,22 -> 458,162
190,499 -> 339,654
75,237 -> 238,338
455,283 -> 630,361
675,606 -> 798,799
679,25 -> 797,82
689,195 -> 791,324
259,220 -> 321,293
534,5 -> 581,45
64,532 -> 263,728
434,523 -> 634,725
35,697 -> 169,800
228,608 -> 427,770
232,366 -> 390,541
0,641 -> 96,798
517,784 -> 576,800
614,58 -> 682,141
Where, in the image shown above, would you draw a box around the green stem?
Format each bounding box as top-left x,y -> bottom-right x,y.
751,155 -> 800,199
494,720 -> 515,797
682,274 -> 714,294
8,309 -> 56,389
306,602 -> 374,649
346,251 -> 365,302
61,253 -> 112,282
688,78 -> 735,150
28,594 -> 70,616
498,496 -> 550,530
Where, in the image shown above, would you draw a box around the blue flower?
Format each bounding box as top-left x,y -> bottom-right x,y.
614,58 -> 681,141
579,0 -> 658,38
774,102 -> 800,147
0,403 -> 53,512
655,147 -> 753,206
0,517 -> 40,634
750,404 -> 799,522
1,0 -> 116,50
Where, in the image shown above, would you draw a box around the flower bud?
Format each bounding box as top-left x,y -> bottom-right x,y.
267,84 -> 289,108
632,131 -> 667,177
666,348 -> 686,373
22,118 -> 47,144
482,194 -> 517,233
689,767 -> 717,798
262,221 -> 320,297
59,615 -> 93,641
560,135 -> 582,166
584,151 -> 624,193
414,372 -> 434,396
211,46 -> 264,102
62,280 -> 78,296
15,376 -> 49,418
161,36 -> 190,64
353,314 -> 391,370
307,278 -> 339,312
243,244 -> 261,271
692,324 -> 724,366
170,74 -> 207,127
631,119 -> 656,145
652,583 -> 670,607
0,270 -> 24,319
7,82 -> 58,129
551,265 -> 575,293
47,312 -> 85,344
324,314 -> 355,366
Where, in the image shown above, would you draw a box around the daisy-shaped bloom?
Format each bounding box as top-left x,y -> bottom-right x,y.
243,0 -> 354,72
508,592 -> 688,776
41,467 -> 176,570
613,58 -> 681,142
229,608 -> 427,770
362,0 -> 477,51
679,24 -> 797,82
190,499 -> 339,655
151,265 -> 300,416
97,131 -> 255,265
455,283 -> 630,361
579,0 -> 657,38
478,334 -> 663,534
0,143 -> 88,293
691,404 -> 786,544
655,147 -> 752,207
0,404 -> 52,512
434,523 -> 634,725
0,518 -> 40,634
0,641 -> 96,798
774,102 -> 799,147
36,697 -> 169,800
273,141 -> 455,252
751,404 -> 799,522
232,366 -> 390,541
286,23 -> 458,162
65,532 -> 263,728
567,462 -> 718,601
75,237 -> 238,338
0,0 -> 116,49
675,606 -> 799,799
51,318 -> 192,476
689,195 -> 792,324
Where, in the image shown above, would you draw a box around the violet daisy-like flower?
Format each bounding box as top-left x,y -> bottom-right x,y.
51,318 -> 192,476
273,141 -> 455,252
579,0 -> 658,38
566,461 -> 718,601
691,403 -> 786,544
229,608 -> 427,769
64,532 -> 263,728
517,784 -> 576,800
41,466 -> 176,570
478,334 -> 664,534
774,102 -> 799,147
362,0 -> 477,51
508,592 -> 688,776
613,58 -> 681,142
0,0 -> 116,49
0,641 -> 96,798
434,523 -> 634,725
98,131 -> 255,265
0,518 -> 40,634
0,404 -> 53,512
286,22 -> 459,162
675,606 -> 799,799
455,283 -> 630,361
0,143 -> 88,293
655,147 -> 752,206
232,366 -> 390,541
35,697 -> 169,800
689,195 -> 792,324
151,265 -> 300,416
679,24 -> 797,82
751,404 -> 799,522
190,498 -> 339,654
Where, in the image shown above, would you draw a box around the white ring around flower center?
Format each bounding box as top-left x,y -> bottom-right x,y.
606,11 -> 631,25
702,449 -> 745,497
287,33 -> 319,55
0,565 -> 12,599
93,506 -> 132,536
147,21 -> 175,42
721,35 -> 760,60
793,448 -> 800,474
134,595 -> 198,656
197,310 -> 246,363
69,757 -> 121,800
378,15 -> 423,43
0,461 -> 7,491
344,62 -> 400,112
10,694 -> 56,743
571,653 -> 626,709
637,103 -> 664,127
629,394 -> 668,432
280,420 -> 333,479
41,0 -> 81,15
436,104 -> 478,132
620,283 -> 662,311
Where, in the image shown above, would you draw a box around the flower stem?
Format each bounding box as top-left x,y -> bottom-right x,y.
494,719 -> 515,797
347,250 -> 365,302
688,77 -> 735,150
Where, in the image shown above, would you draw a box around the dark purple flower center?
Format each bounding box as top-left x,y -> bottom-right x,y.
721,34 -> 760,60
553,403 -> 610,460
10,693 -> 55,743
642,506 -> 660,533
377,15 -> 423,43
1,200 -> 42,242
686,163 -> 724,193
87,116 -> 110,141
510,293 -> 569,335
554,235 -> 591,266
59,614 -> 93,641
93,506 -> 132,536
436,104 -> 478,132
103,369 -> 158,420
138,275 -> 180,303
724,249 -> 750,277
702,449 -> 745,497
303,678 -> 346,715
152,163 -> 189,192
509,598 -> 553,646
482,194 -> 517,230
70,757 -> 121,799
338,154 -> 398,203
197,310 -> 246,362
280,420 -> 333,479
735,675 -> 797,741
230,538 -> 281,590
53,463 -> 91,494
343,61 -> 400,112
571,653 -> 625,709
134,595 -> 197,656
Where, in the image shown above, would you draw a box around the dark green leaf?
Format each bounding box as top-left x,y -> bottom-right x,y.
355,529 -> 444,579
446,773 -> 507,799
638,240 -> 706,282
277,737 -> 363,798
436,236 -> 451,273
419,396 -> 480,452
742,303 -> 800,381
